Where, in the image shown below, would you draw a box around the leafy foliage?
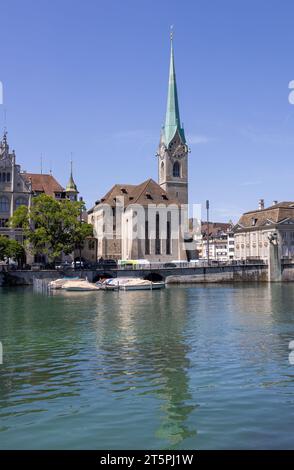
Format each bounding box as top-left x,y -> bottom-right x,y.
0,235 -> 25,264
10,194 -> 93,260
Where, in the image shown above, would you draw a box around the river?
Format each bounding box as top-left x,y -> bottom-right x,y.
0,284 -> 294,449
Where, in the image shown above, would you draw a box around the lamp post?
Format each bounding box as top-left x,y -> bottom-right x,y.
79,196 -> 83,277
206,200 -> 210,266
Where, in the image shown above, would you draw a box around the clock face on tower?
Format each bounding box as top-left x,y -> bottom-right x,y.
174,143 -> 186,158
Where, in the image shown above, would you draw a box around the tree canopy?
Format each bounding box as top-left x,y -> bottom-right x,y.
10,194 -> 93,260
0,235 -> 25,264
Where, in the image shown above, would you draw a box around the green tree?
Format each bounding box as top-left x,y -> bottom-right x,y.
10,194 -> 93,261
0,236 -> 10,262
0,236 -> 25,266
6,239 -> 26,266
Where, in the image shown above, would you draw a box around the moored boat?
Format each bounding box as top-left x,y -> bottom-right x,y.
117,278 -> 165,291
62,279 -> 100,291
48,277 -> 80,290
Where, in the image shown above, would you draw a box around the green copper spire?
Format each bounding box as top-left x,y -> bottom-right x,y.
66,160 -> 78,193
163,29 -> 186,147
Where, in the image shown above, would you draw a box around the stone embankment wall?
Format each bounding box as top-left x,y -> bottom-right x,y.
0,264 -> 269,286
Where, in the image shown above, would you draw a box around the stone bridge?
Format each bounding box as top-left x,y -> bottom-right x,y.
0,262 -> 271,286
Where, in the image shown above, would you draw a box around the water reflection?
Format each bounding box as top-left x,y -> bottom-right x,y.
1,284 -> 294,449
91,288 -> 197,446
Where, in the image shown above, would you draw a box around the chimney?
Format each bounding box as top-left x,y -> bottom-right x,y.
258,199 -> 264,210
272,200 -> 278,206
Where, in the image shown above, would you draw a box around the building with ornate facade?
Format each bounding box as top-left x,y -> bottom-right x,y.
234,200 -> 294,261
89,36 -> 190,262
0,131 -> 80,247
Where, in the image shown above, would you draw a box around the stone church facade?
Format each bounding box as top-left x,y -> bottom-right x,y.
89,36 -> 190,262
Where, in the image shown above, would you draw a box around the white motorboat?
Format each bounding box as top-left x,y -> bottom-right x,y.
62,279 -> 100,291
48,277 -> 80,290
118,278 -> 165,291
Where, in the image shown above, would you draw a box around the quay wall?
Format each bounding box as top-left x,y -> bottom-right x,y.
0,264 -> 269,286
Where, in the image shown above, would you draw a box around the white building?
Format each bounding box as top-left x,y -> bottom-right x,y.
234,200 -> 294,261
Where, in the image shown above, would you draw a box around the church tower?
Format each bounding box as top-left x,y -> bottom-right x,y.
65,161 -> 79,201
158,32 -> 189,205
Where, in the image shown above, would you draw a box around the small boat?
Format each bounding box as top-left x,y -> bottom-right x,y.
62,279 -> 100,291
49,277 -> 80,290
150,282 -> 165,290
101,278 -> 119,291
118,278 -> 165,291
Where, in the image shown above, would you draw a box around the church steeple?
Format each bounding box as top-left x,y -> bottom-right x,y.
157,30 -> 189,206
163,30 -> 186,147
65,160 -> 78,201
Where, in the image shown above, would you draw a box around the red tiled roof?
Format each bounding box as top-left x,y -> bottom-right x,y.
93,179 -> 179,209
235,201 -> 294,229
22,173 -> 64,197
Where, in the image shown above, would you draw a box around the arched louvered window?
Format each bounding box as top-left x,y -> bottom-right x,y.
160,161 -> 164,179
173,161 -> 180,177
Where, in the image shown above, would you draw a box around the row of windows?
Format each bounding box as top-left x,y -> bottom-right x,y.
0,196 -> 28,212
0,172 -> 11,183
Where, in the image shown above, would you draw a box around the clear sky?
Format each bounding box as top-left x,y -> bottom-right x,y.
1,0 -> 294,222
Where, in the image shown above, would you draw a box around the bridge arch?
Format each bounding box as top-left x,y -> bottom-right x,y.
143,272 -> 164,282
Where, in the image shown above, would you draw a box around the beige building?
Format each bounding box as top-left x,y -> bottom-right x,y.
192,222 -> 234,262
234,200 -> 294,261
89,179 -> 187,262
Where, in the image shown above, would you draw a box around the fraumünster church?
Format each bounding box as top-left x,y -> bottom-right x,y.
89,36 -> 191,262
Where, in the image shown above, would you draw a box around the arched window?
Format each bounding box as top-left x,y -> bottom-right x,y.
0,196 -> 9,212
160,161 -> 164,179
173,161 -> 180,177
15,197 -> 28,209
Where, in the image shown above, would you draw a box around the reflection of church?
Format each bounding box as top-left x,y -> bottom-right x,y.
89,35 -> 191,262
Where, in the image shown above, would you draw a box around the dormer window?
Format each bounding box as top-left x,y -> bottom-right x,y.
121,188 -> 128,194
251,218 -> 258,226
146,192 -> 153,200
161,194 -> 168,200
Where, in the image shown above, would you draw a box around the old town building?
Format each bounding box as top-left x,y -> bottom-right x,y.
234,200 -> 294,261
192,221 -> 234,262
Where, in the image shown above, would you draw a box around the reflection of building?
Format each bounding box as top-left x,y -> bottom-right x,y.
192,221 -> 234,261
234,200 -> 294,261
91,286 -> 197,447
89,35 -> 190,262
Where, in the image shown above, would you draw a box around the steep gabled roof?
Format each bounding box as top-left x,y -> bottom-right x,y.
22,173 -> 64,197
235,202 -> 294,230
91,178 -> 179,212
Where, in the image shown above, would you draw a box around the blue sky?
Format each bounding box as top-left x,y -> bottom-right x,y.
1,0 -> 294,221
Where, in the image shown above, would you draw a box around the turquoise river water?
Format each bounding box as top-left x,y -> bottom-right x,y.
0,283 -> 294,449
